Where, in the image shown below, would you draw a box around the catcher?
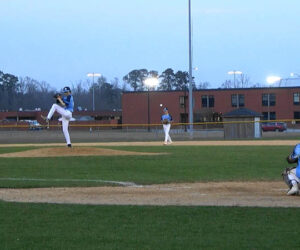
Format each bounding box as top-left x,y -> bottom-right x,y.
41,86 -> 74,148
161,107 -> 173,145
282,144 -> 300,195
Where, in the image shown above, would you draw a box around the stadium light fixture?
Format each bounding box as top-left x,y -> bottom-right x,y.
227,70 -> 243,86
227,70 -> 243,75
87,73 -> 101,77
266,76 -> 281,85
144,77 -> 159,89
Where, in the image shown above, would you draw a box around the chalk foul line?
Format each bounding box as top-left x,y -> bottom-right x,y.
0,178 -> 141,187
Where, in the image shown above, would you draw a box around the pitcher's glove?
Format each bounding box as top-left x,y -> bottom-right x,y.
53,93 -> 61,99
162,119 -> 169,125
53,93 -> 62,104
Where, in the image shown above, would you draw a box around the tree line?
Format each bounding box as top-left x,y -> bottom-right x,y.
0,70 -> 122,112
0,69 -> 257,111
123,68 -> 199,91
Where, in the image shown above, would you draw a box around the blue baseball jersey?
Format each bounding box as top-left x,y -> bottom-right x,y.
62,95 -> 74,112
161,114 -> 172,122
290,144 -> 300,178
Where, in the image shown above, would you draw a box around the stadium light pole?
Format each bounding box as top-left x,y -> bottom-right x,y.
228,70 -> 243,87
144,77 -> 159,132
87,73 -> 101,111
188,0 -> 193,136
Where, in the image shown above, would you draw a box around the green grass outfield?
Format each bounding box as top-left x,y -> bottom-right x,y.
0,145 -> 293,188
1,145 -> 300,249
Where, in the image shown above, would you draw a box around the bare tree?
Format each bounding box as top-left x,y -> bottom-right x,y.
238,74 -> 251,88
220,74 -> 251,89
221,80 -> 233,89
198,81 -> 210,89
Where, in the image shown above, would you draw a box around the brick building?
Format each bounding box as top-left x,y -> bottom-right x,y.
0,110 -> 122,129
122,86 -> 300,125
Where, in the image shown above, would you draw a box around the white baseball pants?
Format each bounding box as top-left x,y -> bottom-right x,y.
47,104 -> 72,145
163,124 -> 172,143
288,168 -> 300,186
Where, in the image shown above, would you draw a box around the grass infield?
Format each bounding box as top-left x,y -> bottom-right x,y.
1,145 -> 299,249
0,145 -> 293,188
1,201 -> 300,250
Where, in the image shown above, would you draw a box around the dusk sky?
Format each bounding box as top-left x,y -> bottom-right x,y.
1,0 -> 299,89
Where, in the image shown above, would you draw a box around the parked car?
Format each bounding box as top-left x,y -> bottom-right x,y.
28,120 -> 43,130
261,122 -> 287,132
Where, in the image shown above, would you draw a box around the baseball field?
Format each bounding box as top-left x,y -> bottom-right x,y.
1,140 -> 300,249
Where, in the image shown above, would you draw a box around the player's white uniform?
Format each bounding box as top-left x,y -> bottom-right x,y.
161,113 -> 172,144
47,94 -> 74,146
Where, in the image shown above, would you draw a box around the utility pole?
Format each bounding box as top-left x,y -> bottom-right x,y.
188,0 -> 193,136
87,73 -> 101,111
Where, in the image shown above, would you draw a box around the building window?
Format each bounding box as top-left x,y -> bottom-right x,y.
262,112 -> 276,120
262,93 -> 276,106
201,96 -> 207,107
262,112 -> 268,120
231,94 -> 244,107
294,112 -> 300,123
262,94 -> 268,106
294,93 -> 300,105
201,95 -> 214,108
179,96 -> 187,108
270,112 -> 276,120
270,94 -> 276,106
209,95 -> 214,107
180,113 -> 188,123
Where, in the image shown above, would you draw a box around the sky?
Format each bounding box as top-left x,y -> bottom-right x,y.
1,0 -> 300,90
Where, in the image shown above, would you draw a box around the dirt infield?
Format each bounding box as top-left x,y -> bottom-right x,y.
0,181 -> 297,207
0,140 -> 299,207
0,147 -> 165,158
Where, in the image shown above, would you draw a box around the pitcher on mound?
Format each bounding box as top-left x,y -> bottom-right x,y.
42,86 -> 74,148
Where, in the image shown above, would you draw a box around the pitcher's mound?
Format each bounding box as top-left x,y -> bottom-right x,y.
0,147 -> 165,158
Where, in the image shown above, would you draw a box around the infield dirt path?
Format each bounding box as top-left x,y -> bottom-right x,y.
0,140 -> 299,207
0,181 -> 297,207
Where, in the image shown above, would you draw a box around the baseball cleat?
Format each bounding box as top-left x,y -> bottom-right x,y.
40,115 -> 50,129
287,184 -> 299,195
41,115 -> 49,123
67,144 -> 72,148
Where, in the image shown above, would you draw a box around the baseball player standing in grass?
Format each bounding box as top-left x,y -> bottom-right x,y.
161,107 -> 173,145
42,86 -> 74,148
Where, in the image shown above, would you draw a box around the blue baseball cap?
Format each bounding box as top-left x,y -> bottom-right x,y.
63,86 -> 71,93
163,107 -> 168,112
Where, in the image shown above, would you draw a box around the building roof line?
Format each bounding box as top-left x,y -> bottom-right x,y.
122,86 -> 300,94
